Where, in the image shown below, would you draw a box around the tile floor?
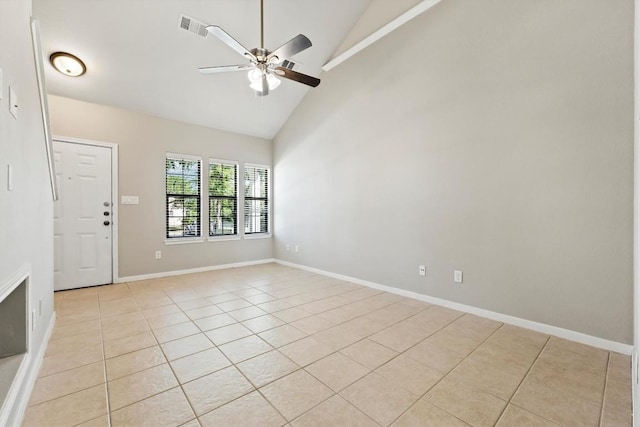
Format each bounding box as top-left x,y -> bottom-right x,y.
22,263 -> 631,426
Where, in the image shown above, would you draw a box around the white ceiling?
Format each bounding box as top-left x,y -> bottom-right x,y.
33,0 -> 371,139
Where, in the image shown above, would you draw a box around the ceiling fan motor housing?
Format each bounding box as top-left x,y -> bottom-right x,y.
251,47 -> 270,62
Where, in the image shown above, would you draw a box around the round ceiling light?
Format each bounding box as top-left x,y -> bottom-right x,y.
50,52 -> 86,77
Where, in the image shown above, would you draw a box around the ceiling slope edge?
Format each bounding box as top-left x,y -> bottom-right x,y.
323,0 -> 442,72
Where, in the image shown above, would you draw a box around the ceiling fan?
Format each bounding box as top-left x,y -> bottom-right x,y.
198,0 -> 321,96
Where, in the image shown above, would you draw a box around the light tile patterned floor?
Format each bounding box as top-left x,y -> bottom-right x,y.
23,263 -> 631,426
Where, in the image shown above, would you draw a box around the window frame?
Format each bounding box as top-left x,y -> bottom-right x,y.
165,152 -> 205,245
243,163 -> 271,238
207,158 -> 240,241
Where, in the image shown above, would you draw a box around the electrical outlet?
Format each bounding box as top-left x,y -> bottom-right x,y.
454,270 -> 463,283
155,251 -> 162,259
295,245 -> 299,253
286,244 -> 290,252
418,265 -> 426,276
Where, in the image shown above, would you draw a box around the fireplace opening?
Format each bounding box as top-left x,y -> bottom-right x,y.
0,277 -> 28,408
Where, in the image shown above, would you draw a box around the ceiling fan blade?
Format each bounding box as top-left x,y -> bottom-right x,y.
267,34 -> 312,63
206,25 -> 257,61
199,64 -> 254,74
274,67 -> 320,88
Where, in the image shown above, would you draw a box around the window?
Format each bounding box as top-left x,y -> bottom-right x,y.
166,154 -> 201,239
244,164 -> 270,234
209,159 -> 238,237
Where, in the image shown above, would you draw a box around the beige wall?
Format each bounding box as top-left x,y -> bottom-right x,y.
48,95 -> 273,278
274,0 -> 634,343
0,0 -> 55,423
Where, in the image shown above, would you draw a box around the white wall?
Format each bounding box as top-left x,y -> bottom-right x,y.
47,96 -> 273,278
330,0 -> 422,60
0,0 -> 55,424
274,0 -> 634,344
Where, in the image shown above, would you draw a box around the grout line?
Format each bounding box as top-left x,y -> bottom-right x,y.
101,282 -> 174,421
286,386 -> 381,426
28,299 -> 106,416
269,307 -> 481,426
155,279 -> 450,424
495,335 -> 553,425
598,352 -> 612,427
386,320 -> 508,426
147,271 -> 309,423
168,284 -> 288,423
97,288 -> 113,427
155,286 -> 230,423
44,264 -> 616,427
46,271 -> 413,401
156,274 -> 395,424
253,379 -> 292,423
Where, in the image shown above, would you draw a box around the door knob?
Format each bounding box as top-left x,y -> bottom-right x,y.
103,221 -> 110,226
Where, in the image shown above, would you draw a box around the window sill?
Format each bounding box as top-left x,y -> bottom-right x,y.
244,233 -> 272,240
207,236 -> 241,242
164,237 -> 204,245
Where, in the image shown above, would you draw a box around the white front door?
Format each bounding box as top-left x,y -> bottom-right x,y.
53,141 -> 113,290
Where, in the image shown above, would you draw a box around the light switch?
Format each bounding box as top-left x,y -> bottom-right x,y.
9,86 -> 17,118
121,195 -> 139,205
454,270 -> 463,283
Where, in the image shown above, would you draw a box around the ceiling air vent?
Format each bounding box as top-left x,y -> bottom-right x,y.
281,59 -> 297,71
179,15 -> 209,38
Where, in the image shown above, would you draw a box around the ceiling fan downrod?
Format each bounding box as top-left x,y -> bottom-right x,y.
260,0 -> 264,49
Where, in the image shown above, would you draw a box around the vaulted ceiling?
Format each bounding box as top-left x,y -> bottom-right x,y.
33,0 -> 372,139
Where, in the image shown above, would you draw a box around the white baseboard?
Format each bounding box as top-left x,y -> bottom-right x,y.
117,259 -> 276,283
3,312 -> 56,427
275,259 -> 633,355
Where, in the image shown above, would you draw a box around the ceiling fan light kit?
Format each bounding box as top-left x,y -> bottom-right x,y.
249,71 -> 281,93
195,0 -> 321,96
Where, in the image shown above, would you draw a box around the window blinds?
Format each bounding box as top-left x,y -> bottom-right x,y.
209,160 -> 238,236
244,165 -> 269,234
166,155 -> 201,238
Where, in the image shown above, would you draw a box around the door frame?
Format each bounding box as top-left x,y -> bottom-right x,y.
53,136 -> 119,284
634,0 -> 639,421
